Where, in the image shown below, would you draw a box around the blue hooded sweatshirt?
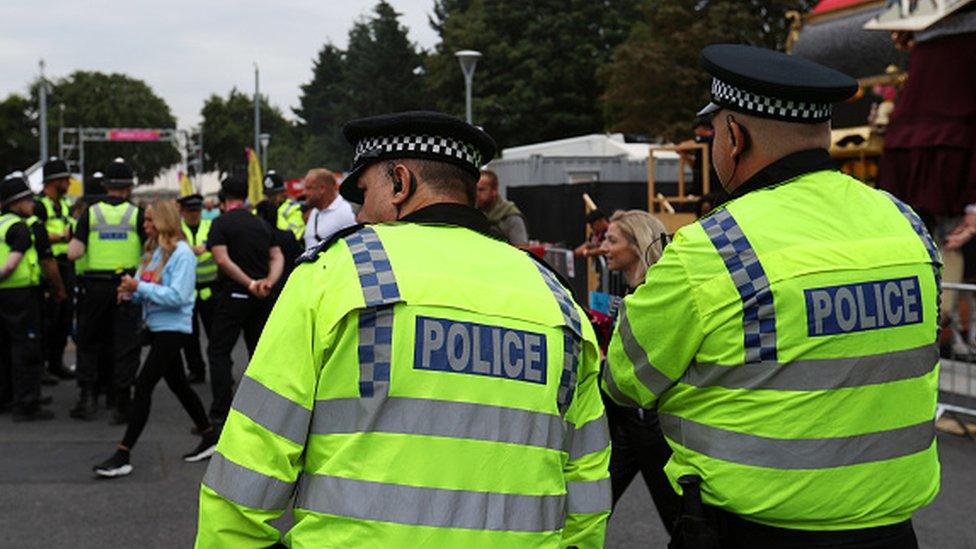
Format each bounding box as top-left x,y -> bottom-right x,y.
133,240 -> 197,334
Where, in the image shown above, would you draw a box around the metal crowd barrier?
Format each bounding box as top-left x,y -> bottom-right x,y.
937,282 -> 976,438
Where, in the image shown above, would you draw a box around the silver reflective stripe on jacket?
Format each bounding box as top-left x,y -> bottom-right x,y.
659,413 -> 935,470
90,203 -> 137,233
566,413 -> 610,460
203,452 -> 296,511
566,478 -> 613,514
231,376 -> 312,445
616,301 -> 675,396
681,343 -> 938,391
295,474 -> 565,532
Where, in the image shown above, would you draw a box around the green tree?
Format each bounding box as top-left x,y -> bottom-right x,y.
200,88 -> 298,178
425,0 -> 640,149
295,1 -> 428,169
0,94 -> 39,176
602,0 -> 816,141
37,71 -> 181,182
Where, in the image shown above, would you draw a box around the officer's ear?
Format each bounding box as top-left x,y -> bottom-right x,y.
390,163 -> 414,206
726,115 -> 750,159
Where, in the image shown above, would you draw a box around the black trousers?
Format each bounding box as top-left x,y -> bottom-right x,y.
41,257 -> 74,370
606,397 -> 681,535
687,511 -> 919,549
0,288 -> 43,410
207,289 -> 271,420
182,291 -> 215,375
75,278 -> 141,393
122,331 -> 210,449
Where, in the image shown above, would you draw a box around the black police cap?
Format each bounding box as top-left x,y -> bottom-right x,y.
263,170 -> 285,193
697,44 -> 858,123
177,193 -> 204,210
43,157 -> 70,182
340,111 -> 497,201
1,172 -> 34,206
103,157 -> 135,188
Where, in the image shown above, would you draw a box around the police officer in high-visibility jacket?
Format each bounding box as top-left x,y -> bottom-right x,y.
0,172 -> 65,421
263,170 -> 305,241
177,194 -> 217,384
604,45 -> 940,548
34,157 -> 76,382
67,158 -> 144,423
196,112 -> 612,548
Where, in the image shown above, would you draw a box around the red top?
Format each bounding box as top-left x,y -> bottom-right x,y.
811,0 -> 876,14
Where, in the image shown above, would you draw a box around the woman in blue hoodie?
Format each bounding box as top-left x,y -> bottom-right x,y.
94,199 -> 217,478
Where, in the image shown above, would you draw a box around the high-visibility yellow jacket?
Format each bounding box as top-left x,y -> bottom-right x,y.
182,219 -> 216,300
85,202 -> 140,273
197,221 -> 611,548
604,168 -> 940,531
38,194 -> 72,257
277,199 -> 305,241
0,213 -> 40,289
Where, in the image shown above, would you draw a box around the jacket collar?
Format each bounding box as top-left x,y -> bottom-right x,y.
400,203 -> 497,239
730,148 -> 834,199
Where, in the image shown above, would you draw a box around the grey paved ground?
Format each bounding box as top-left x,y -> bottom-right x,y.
1,341 -> 974,548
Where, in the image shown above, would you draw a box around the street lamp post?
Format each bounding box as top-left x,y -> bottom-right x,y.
259,133 -> 271,171
455,50 -> 482,125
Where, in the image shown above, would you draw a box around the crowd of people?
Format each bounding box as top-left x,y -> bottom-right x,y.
0,38 -> 961,548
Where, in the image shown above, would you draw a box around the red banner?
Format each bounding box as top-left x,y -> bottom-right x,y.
108,129 -> 161,142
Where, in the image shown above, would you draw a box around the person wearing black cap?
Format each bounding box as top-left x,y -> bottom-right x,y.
603,45 -> 938,548
34,157 -> 77,382
205,174 -> 283,424
177,194 -> 216,384
0,172 -> 65,421
196,111 -> 612,547
261,170 -> 305,242
67,158 -> 145,423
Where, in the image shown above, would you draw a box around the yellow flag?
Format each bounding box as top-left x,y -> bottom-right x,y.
179,171 -> 193,197
246,147 -> 264,205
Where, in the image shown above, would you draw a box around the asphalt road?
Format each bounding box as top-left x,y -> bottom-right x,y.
1,341 -> 974,548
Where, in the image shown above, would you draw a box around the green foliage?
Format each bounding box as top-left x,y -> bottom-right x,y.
295,1 -> 428,171
425,0 -> 640,149
602,0 -> 816,141
199,88 -> 296,178
0,94 -> 38,176
38,71 -> 180,182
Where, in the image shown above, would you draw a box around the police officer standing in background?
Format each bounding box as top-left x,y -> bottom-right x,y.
0,173 -> 65,421
604,45 -> 939,548
262,170 -> 305,241
197,112 -> 612,547
35,157 -> 76,382
177,194 -> 216,384
205,175 -> 283,424
68,158 -> 144,424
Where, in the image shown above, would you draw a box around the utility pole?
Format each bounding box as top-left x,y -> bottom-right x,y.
39,59 -> 49,162
254,63 -> 261,162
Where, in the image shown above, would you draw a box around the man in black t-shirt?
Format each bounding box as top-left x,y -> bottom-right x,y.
206,175 -> 283,423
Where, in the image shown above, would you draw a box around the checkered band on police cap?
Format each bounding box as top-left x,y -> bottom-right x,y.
353,134 -> 483,172
711,78 -> 832,122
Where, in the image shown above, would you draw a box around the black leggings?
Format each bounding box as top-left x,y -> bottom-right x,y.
122,331 -> 210,449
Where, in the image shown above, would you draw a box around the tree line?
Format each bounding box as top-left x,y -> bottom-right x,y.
0,0 -> 813,182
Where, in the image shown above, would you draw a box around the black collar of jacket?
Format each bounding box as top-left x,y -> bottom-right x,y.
729,148 -> 834,199
399,203 -> 497,239
297,203 -> 497,265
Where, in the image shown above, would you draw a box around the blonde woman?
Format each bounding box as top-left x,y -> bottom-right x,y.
598,210 -> 680,532
94,199 -> 216,478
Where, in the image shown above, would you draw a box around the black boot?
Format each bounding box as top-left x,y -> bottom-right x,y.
69,388 -> 97,420
110,388 -> 131,426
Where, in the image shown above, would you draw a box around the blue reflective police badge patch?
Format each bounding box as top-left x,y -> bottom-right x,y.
805,276 -> 922,337
98,232 -> 128,240
414,316 -> 548,384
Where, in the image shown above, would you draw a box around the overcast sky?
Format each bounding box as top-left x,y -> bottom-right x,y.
0,0 -> 440,128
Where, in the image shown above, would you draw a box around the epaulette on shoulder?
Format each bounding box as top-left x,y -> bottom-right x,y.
296,223 -> 366,265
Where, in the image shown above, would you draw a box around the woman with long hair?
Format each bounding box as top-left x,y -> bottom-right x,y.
599,210 -> 681,533
94,199 -> 217,478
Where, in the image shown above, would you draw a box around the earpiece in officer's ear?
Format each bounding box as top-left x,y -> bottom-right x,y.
726,114 -> 751,156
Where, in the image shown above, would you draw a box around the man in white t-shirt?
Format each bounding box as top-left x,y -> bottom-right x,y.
302,168 -> 356,249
